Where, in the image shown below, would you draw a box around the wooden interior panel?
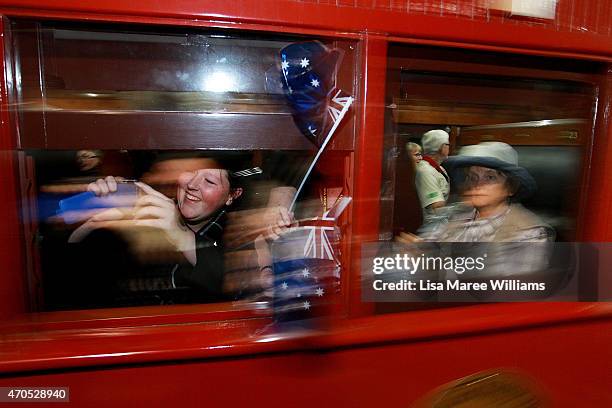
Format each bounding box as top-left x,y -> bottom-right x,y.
457,120 -> 588,146
10,21 -> 358,151
387,46 -> 602,82
41,111 -> 315,150
392,99 -> 555,126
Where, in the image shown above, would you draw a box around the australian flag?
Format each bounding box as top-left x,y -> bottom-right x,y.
280,41 -> 345,146
271,216 -> 341,323
270,190 -> 352,324
272,41 -> 352,326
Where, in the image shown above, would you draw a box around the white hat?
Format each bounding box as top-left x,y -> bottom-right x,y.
422,130 -> 450,154
458,142 -> 519,165
443,142 -> 536,200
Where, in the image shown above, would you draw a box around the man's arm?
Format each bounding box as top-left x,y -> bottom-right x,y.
427,201 -> 445,210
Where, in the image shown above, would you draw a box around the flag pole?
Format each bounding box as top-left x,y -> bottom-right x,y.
289,94 -> 353,212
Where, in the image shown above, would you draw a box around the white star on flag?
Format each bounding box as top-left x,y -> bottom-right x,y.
315,287 -> 325,297
281,60 -> 289,70
303,301 -> 311,310
301,269 -> 310,278
281,282 -> 288,290
300,58 -> 310,68
310,78 -> 320,88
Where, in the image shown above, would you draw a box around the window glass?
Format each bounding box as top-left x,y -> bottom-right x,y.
30,149 -> 321,310
10,21 -> 356,313
385,67 -> 594,241
374,45 -> 601,314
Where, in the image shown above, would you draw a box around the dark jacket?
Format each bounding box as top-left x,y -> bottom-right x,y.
173,209 -> 228,301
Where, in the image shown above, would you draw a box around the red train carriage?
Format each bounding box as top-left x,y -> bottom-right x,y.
0,1 -> 611,406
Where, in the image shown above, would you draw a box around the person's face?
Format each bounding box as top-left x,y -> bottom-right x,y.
411,148 -> 423,164
176,166 -> 237,224
461,166 -> 511,210
76,150 -> 101,172
438,143 -> 450,160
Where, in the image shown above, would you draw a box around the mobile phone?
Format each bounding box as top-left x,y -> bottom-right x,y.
57,182 -> 139,224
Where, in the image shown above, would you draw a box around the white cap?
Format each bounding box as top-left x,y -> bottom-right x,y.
458,142 -> 518,166
422,130 -> 450,154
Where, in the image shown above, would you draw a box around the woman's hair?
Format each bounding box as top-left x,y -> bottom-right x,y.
406,142 -> 422,154
504,174 -> 521,202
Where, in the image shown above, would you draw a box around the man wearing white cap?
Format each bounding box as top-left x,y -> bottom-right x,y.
415,129 -> 451,219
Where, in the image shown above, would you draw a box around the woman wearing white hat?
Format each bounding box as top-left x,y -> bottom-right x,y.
414,141 -> 556,285
396,141 -> 559,291
420,141 -> 554,243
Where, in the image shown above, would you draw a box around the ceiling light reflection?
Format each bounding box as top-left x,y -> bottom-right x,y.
203,71 -> 236,93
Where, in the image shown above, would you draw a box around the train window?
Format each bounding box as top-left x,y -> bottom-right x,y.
8,21 -> 357,313
374,44 -> 602,314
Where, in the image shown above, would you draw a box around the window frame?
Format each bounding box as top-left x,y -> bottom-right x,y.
0,18 -> 361,325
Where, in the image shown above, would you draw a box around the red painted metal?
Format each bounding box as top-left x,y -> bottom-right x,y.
1,302 -> 610,374
0,17 -> 25,320
0,1 -> 611,59
0,0 -> 610,406
582,72 -> 612,241
1,305 -> 612,406
348,36 -> 387,318
0,302 -> 271,332
2,320 -> 611,408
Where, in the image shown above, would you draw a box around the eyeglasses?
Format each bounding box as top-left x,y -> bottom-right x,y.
413,152 -> 423,157
463,170 -> 506,187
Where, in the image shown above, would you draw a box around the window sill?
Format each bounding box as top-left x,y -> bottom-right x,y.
1,302 -> 612,376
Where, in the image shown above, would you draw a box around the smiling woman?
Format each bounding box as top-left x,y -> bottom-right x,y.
28,148 -> 316,310
176,162 -> 243,230
62,154 -> 252,305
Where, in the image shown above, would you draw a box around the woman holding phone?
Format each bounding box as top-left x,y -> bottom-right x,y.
69,156 -> 254,303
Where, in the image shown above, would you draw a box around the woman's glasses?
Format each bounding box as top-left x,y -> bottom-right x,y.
463,169 -> 506,187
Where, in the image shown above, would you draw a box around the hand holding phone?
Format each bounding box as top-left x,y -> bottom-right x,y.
58,177 -> 139,224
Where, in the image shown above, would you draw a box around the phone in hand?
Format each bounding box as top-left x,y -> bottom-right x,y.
57,182 -> 139,224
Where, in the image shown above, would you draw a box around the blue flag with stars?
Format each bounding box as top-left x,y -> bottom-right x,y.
280,41 -> 343,146
270,218 -> 341,324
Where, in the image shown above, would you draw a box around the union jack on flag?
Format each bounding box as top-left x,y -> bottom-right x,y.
300,217 -> 340,264
270,218 -> 342,323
